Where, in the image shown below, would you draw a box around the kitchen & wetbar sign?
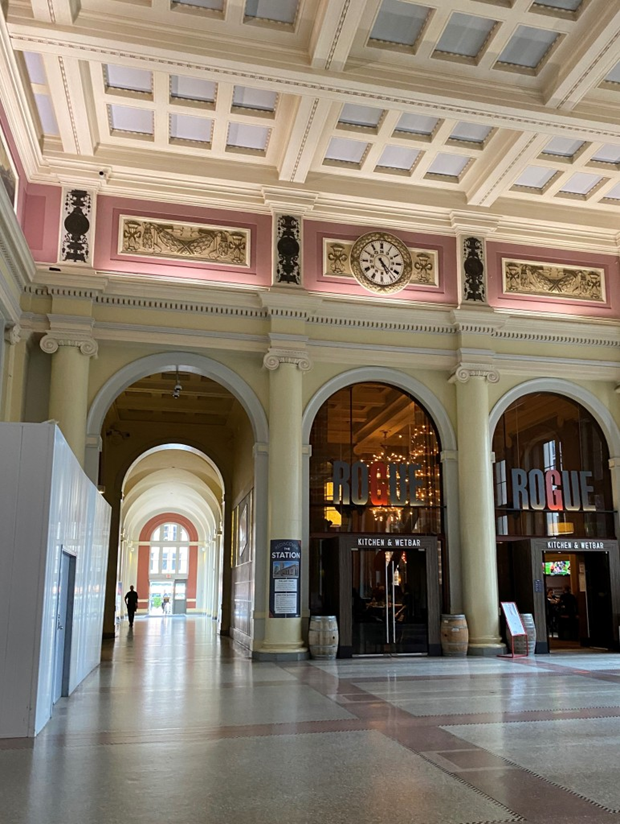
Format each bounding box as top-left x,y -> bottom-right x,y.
502,467 -> 596,512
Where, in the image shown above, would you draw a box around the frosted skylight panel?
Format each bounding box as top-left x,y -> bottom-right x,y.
450,122 -> 492,143
23,52 -> 46,85
173,0 -> 223,9
227,122 -> 270,151
591,145 -> 620,164
325,137 -> 368,164
105,65 -> 152,93
497,26 -> 559,69
559,172 -> 603,195
170,76 -> 216,103
339,104 -> 383,128
245,0 -> 299,24
427,153 -> 469,177
170,114 -> 213,143
369,1 -> 431,47
602,182 -> 620,200
394,113 -> 439,136
542,137 -> 585,157
34,94 -> 59,135
604,63 -> 620,84
108,104 -> 153,135
232,86 -> 277,112
533,0 -> 581,10
376,145 -> 420,171
434,13 -> 497,58
514,165 -> 557,188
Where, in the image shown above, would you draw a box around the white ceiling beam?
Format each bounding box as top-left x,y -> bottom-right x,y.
542,7 -> 620,110
309,0 -> 381,71
30,0 -> 80,25
278,96 -> 339,183
464,131 -> 550,208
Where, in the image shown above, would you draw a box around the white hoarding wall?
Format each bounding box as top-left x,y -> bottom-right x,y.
0,423 -> 111,738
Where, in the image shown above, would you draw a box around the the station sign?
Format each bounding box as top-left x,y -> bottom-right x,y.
331,460 -> 423,506
509,468 -> 595,512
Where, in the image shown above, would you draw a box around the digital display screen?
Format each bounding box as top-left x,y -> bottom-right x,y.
544,560 -> 571,576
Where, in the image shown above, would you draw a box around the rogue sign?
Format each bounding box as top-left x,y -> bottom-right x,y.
511,468 -> 595,512
332,460 -> 423,506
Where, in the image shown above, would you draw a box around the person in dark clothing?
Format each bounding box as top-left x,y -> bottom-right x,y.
124,585 -> 139,627
559,585 -> 578,640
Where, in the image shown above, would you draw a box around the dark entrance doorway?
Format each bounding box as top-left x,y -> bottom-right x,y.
320,534 -> 441,657
497,538 -> 620,652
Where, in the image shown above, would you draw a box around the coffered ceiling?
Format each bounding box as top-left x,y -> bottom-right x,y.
4,0 -> 620,230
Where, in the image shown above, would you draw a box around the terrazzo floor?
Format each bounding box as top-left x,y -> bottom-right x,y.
3,618 -> 620,824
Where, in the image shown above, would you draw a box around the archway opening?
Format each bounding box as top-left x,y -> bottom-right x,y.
492,391 -> 618,653
118,445 -> 223,624
97,365 -> 260,651
308,381 -> 445,657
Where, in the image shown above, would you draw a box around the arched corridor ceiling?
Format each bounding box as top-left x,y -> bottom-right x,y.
122,448 -> 223,541
4,0 -> 620,230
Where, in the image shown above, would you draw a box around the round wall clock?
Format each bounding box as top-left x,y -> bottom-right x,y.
349,231 -> 412,294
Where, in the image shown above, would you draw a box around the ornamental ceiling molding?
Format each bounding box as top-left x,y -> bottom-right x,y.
11,30 -> 620,142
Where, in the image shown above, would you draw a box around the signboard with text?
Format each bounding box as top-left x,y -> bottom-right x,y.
269,540 -> 301,618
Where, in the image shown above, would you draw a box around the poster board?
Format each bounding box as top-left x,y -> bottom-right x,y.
269,540 -> 301,618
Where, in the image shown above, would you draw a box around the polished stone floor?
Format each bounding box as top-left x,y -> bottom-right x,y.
3,619 -> 620,823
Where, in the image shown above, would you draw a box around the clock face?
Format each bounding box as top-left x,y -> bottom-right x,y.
350,232 -> 412,294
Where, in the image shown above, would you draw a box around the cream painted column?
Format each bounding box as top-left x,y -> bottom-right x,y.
40,334 -> 97,466
452,364 -> 503,654
260,345 -> 311,658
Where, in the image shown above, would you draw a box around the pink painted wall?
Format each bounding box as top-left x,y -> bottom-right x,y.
303,220 -> 458,304
22,184 -> 62,263
487,242 -> 620,319
95,197 -> 272,287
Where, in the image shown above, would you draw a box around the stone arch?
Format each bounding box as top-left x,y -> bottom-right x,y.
86,351 -> 268,481
489,378 -> 620,457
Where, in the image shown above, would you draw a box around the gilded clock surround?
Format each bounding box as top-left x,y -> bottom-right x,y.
349,231 -> 414,295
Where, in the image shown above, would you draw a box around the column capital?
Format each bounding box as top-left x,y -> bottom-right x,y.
40,334 -> 98,357
40,314 -> 98,357
440,449 -> 458,463
4,323 -> 21,345
263,346 -> 312,372
450,363 -> 500,384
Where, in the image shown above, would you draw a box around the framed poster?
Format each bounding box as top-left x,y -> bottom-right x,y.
269,540 -> 301,618
0,123 -> 18,211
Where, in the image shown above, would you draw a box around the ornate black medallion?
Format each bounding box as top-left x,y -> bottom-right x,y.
463,236 -> 486,303
275,215 -> 301,285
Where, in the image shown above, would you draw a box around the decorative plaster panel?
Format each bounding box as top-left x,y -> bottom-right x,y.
502,258 -> 605,303
322,238 -> 438,286
118,215 -> 251,267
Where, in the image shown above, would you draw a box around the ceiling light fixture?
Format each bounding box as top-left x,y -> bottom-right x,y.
172,370 -> 182,399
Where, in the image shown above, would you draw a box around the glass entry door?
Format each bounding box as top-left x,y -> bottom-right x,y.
352,549 -> 428,655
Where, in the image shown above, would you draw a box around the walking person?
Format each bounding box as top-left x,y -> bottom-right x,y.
124,585 -> 139,628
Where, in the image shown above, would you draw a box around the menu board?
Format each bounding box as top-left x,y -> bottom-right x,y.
501,602 -> 526,637
269,540 -> 301,618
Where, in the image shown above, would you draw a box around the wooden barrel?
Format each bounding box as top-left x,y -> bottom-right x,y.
308,615 -> 339,660
440,614 -> 469,657
520,613 -> 536,656
506,613 -> 536,655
